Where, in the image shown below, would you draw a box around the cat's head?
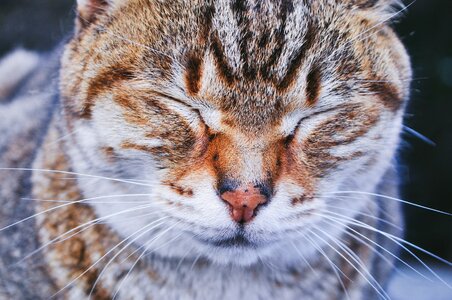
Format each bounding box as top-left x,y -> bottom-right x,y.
60,0 -> 411,266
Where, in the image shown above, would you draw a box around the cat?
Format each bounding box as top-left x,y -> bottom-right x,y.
0,0 -> 413,299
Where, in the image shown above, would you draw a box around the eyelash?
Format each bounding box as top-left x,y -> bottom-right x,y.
151,91 -> 206,125
285,106 -> 342,144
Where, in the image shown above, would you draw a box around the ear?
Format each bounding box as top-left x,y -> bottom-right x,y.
344,0 -> 404,21
339,0 -> 403,12
76,0 -> 123,27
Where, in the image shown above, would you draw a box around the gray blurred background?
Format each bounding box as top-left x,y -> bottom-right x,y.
0,0 -> 451,264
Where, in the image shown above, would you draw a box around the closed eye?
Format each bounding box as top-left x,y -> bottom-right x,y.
284,105 -> 351,142
146,90 -> 224,136
151,91 -> 206,129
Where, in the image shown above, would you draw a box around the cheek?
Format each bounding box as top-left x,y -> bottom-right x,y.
299,109 -> 380,175
279,145 -> 317,199
88,98 -> 205,165
275,113 -> 383,198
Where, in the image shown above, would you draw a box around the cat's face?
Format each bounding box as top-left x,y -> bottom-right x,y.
60,0 -> 411,266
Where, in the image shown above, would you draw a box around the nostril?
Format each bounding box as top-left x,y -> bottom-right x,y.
253,182 -> 273,201
220,184 -> 270,223
218,179 -> 239,195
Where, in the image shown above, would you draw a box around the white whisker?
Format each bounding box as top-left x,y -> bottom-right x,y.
326,191 -> 452,216
289,240 -> 319,276
17,205 -> 177,265
53,216 -> 170,299
0,167 -> 155,187
309,228 -> 391,300
0,194 -> 157,232
312,211 -> 452,289
317,197 -> 403,231
318,214 -> 433,282
175,237 -> 198,273
111,221 -> 182,300
329,1 -> 416,60
403,125 -> 436,146
302,232 -> 351,300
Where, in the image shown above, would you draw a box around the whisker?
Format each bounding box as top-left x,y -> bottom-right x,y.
322,228 -> 397,298
190,252 -> 203,273
308,228 -> 391,300
113,230 -> 183,292
329,1 -> 416,60
302,232 -> 351,300
88,220 -> 172,299
16,205 -> 177,265
0,167 -> 155,187
318,210 -> 452,267
111,221 -> 182,300
318,214 -> 433,282
0,194 -> 156,232
313,211 -> 452,289
325,191 -> 452,216
52,217 -> 170,299
174,235 -> 200,273
289,240 -> 319,276
45,128 -> 82,147
403,125 -> 436,146
316,198 -> 403,231
20,197 -> 151,204
322,194 -> 397,221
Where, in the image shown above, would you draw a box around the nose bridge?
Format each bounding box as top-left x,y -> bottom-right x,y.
212,132 -> 281,223
239,141 -> 265,182
214,133 -> 266,183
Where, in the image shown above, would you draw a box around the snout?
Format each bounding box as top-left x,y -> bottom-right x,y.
219,181 -> 272,223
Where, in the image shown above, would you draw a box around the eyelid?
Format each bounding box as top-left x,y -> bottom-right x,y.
286,105 -> 344,138
150,92 -> 224,133
151,91 -> 204,128
152,91 -> 193,110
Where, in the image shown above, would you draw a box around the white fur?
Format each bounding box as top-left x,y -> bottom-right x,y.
57,1 -> 410,298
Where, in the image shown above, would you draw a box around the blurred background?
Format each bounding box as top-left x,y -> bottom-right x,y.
0,0 -> 450,275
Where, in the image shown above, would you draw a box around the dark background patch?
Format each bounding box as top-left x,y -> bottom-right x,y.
0,0 -> 450,261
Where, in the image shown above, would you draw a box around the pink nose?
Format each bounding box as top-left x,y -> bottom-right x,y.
221,185 -> 268,223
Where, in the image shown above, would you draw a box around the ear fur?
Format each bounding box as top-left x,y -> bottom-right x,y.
344,0 -> 405,23
76,0 -> 123,28
345,0 -> 402,10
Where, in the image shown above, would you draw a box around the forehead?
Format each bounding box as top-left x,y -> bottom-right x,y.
102,1 -> 376,128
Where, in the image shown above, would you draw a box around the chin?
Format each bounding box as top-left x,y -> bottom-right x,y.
204,246 -> 262,267
190,230 -> 282,267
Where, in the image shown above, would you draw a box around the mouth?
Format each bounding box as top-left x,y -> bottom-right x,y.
199,232 -> 255,248
194,227 -> 273,249
192,229 -> 284,266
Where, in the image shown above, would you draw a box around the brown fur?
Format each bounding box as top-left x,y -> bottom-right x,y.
0,0 -> 411,298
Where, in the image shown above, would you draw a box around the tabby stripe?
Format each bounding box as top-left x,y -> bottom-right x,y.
346,0 -> 380,9
231,0 -> 255,79
199,4 -> 216,44
210,31 -> 235,85
83,67 -> 134,118
305,64 -> 322,105
367,81 -> 402,111
121,141 -> 166,155
278,21 -> 316,91
260,0 -> 294,79
184,52 -> 204,96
